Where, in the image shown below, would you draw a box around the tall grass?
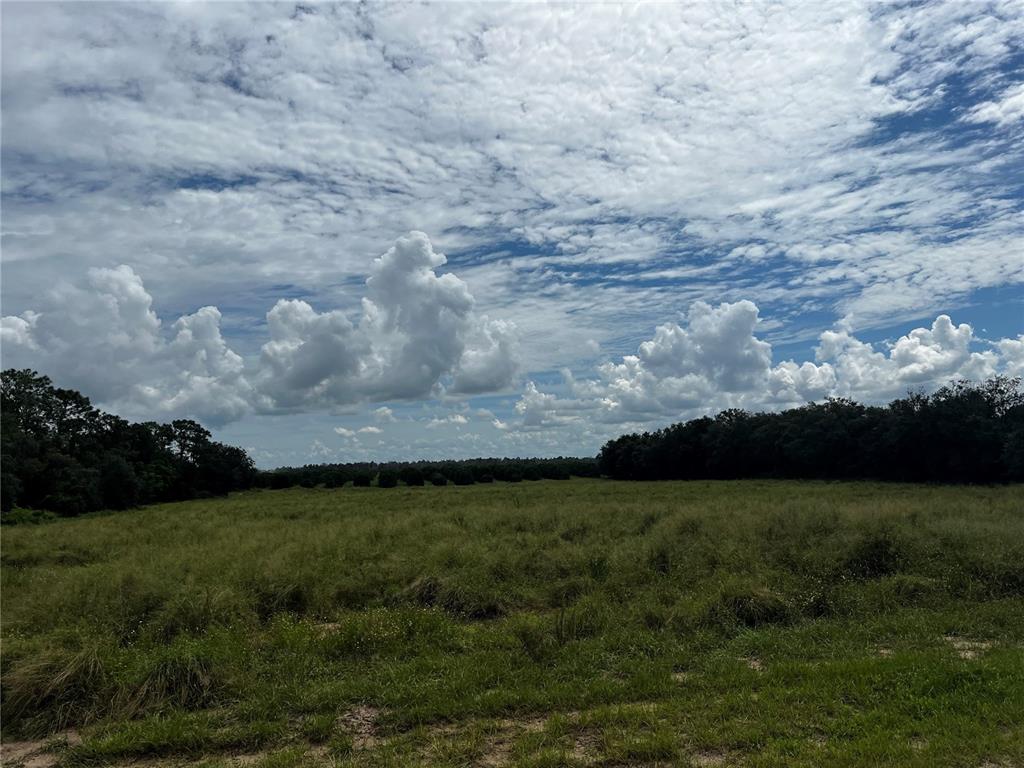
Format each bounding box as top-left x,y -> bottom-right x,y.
2,480 -> 1023,766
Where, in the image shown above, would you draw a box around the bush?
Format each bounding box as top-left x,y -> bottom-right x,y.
352,473 -> 373,488
398,466 -> 424,486
377,470 -> 398,488
428,472 -> 448,487
448,466 -> 475,486
269,472 -> 295,490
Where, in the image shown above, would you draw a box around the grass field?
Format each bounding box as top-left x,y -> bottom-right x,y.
2,479 -> 1023,767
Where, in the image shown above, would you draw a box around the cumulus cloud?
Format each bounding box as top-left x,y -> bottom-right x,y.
426,413 -> 469,429
2,232 -> 519,423
450,318 -> 520,395
256,231 -> 519,409
1,265 -> 248,424
373,406 -> 396,423
509,302 -> 1023,429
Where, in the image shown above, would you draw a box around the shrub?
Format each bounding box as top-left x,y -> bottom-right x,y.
448,466 -> 475,486
269,472 -> 295,490
398,466 -> 424,486
429,472 -> 448,487
377,470 -> 398,488
352,473 -> 373,488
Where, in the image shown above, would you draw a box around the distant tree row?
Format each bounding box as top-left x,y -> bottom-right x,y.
1,369 -> 257,515
258,456 -> 599,489
598,377 -> 1024,484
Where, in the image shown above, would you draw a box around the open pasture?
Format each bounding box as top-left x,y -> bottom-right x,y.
2,480 -> 1023,767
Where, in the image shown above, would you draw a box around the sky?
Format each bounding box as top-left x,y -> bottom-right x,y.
2,1 -> 1023,468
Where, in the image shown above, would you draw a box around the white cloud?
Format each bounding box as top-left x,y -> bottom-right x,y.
1,265 -> 248,424
373,406 -> 396,423
450,317 -> 520,395
2,232 -> 519,423
256,231 -> 519,409
510,303 -> 1023,429
996,336 -> 1024,377
426,413 -> 470,429
966,82 -> 1024,126
358,426 -> 383,434
334,427 -> 356,438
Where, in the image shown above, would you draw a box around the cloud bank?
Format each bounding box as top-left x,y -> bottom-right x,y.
508,302 -> 1024,430
2,232 -> 520,424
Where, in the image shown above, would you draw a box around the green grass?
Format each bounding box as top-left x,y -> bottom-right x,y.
2,479 -> 1023,767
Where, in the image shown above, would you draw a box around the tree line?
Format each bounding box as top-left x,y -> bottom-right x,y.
597,377 -> 1024,484
258,456 -> 599,489
1,369 -> 256,515
3,370 -> 1019,517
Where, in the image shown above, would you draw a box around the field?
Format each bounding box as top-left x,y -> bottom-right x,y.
2,480 -> 1023,767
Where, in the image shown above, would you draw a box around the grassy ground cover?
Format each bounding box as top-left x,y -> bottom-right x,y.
2,479 -> 1022,767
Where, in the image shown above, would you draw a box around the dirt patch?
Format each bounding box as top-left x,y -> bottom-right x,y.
1,743 -> 58,768
877,647 -> 893,657
570,730 -> 603,765
740,657 -> 763,672
227,755 -> 269,766
477,716 -> 552,767
692,750 -> 730,766
478,729 -> 514,768
2,731 -> 81,768
944,635 -> 994,660
671,671 -> 690,683
337,705 -> 384,749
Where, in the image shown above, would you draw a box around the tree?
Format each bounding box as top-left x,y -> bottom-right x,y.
99,455 -> 140,510
1,369 -> 257,516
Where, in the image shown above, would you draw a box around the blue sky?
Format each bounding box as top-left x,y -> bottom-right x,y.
2,2 -> 1022,467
